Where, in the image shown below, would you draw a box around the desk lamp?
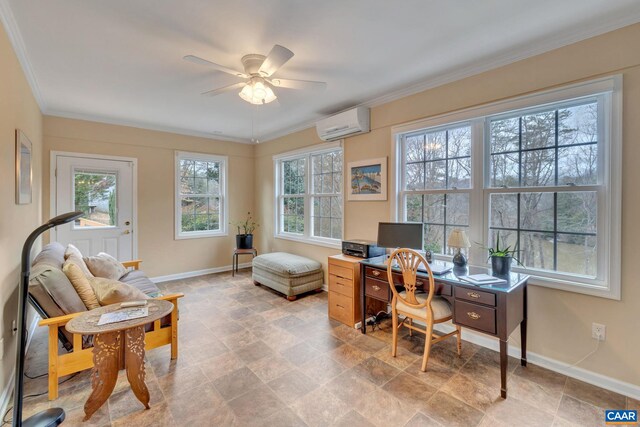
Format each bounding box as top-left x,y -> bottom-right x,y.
448,229 -> 470,268
13,211 -> 83,427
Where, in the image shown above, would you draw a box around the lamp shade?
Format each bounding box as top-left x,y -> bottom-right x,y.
447,229 -> 470,248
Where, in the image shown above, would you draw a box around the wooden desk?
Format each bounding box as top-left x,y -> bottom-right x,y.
360,256 -> 528,398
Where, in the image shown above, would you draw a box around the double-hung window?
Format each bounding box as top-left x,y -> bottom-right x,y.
275,143 -> 343,247
175,152 -> 228,239
395,77 -> 621,298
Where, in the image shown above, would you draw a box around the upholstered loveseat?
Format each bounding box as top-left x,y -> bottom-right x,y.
28,242 -> 183,400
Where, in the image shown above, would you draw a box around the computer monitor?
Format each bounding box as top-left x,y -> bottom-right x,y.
377,222 -> 423,250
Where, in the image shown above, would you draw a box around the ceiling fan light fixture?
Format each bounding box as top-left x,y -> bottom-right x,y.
239,79 -> 276,105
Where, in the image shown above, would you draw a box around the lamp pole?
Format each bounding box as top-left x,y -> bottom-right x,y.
13,212 -> 83,427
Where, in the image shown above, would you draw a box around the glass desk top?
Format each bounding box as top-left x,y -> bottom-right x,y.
360,255 -> 529,293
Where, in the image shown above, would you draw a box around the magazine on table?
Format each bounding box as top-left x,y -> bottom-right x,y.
459,274 -> 508,285
97,307 -> 149,326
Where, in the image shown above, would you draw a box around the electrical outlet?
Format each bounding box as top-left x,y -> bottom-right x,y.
11,320 -> 16,336
592,323 -> 606,341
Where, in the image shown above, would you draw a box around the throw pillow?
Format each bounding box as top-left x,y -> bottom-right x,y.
62,262 -> 100,310
63,244 -> 94,278
89,277 -> 150,306
84,252 -> 127,280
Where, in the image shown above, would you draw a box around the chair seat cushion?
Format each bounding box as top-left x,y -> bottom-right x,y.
397,292 -> 452,320
252,252 -> 322,277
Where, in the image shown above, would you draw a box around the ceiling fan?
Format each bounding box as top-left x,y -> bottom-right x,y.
184,45 -> 326,105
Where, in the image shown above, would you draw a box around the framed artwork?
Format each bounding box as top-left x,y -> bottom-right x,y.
16,130 -> 33,205
347,157 -> 387,201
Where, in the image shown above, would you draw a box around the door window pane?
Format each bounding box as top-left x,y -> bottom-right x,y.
74,171 -> 117,227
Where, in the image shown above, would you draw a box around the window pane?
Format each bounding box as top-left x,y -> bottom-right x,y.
490,193 -> 518,229
490,153 -> 519,187
405,195 -> 423,222
193,177 -> 207,194
405,163 -> 424,190
320,197 -> 331,216
74,171 -> 117,227
522,149 -> 555,187
405,135 -> 425,162
558,144 -> 597,185
333,152 -> 343,172
448,126 -> 471,158
424,224 -> 444,253
490,117 -> 519,153
520,231 -> 554,270
425,160 -> 446,189
557,192 -> 597,234
423,194 -> 444,224
181,196 -> 194,232
558,102 -> 598,146
194,161 -> 208,178
520,193 -> 554,232
322,154 -> 332,173
331,196 -> 342,218
313,175 -> 322,193
333,173 -> 342,194
488,229 -> 518,257
207,162 -> 220,195
331,219 -> 342,240
425,131 -> 446,160
312,155 -> 322,175
521,111 -> 555,150
320,217 -> 330,237
448,157 -> 471,189
322,174 -> 333,194
557,234 -> 597,276
446,194 -> 469,226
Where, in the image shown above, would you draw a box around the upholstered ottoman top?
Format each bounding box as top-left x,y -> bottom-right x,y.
253,252 -> 322,277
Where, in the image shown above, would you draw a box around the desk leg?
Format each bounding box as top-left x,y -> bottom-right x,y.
84,332 -> 121,421
125,326 -> 150,409
361,269 -> 366,334
499,339 -> 508,399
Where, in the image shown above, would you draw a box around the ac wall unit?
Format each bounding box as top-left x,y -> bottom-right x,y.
316,107 -> 370,141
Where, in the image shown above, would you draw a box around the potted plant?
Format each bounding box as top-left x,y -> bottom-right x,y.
232,212 -> 258,249
485,233 -> 522,276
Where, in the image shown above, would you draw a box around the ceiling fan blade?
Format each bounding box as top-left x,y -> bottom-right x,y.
258,45 -> 294,77
184,55 -> 248,78
201,82 -> 246,97
268,78 -> 327,90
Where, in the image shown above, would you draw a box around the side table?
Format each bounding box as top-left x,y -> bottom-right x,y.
65,299 -> 173,421
232,248 -> 257,276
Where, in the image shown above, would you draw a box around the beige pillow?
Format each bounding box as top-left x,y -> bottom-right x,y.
62,262 -> 100,310
63,244 -> 94,278
89,277 -> 149,306
84,252 -> 127,280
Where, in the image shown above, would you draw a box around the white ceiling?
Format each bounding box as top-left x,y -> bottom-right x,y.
4,0 -> 640,143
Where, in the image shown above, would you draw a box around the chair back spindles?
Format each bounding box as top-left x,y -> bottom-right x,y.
386,248 -> 435,309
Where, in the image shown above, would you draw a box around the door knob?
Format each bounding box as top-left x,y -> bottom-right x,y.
123,230 -> 131,235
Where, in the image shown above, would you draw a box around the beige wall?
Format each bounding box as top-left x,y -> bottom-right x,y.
0,25 -> 43,395
255,23 -> 640,386
43,117 -> 255,277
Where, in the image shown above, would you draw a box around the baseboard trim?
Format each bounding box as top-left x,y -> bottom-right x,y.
0,314 -> 40,422
150,262 -> 253,283
433,323 -> 640,401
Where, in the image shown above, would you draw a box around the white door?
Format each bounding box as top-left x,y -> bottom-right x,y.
54,154 -> 135,260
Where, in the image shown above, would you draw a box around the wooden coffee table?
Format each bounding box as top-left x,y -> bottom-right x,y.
66,300 -> 173,421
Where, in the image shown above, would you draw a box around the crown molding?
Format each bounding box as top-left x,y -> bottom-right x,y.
45,110 -> 254,144
0,0 -> 45,110
260,12 -> 640,143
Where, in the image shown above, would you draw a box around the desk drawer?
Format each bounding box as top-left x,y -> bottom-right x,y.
329,274 -> 353,297
454,287 -> 495,306
365,277 -> 390,300
328,291 -> 353,325
364,266 -> 386,281
454,300 -> 496,334
329,263 -> 353,280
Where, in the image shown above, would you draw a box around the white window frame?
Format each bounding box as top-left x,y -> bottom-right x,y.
392,76 -> 622,299
175,151 -> 228,239
274,141 -> 343,249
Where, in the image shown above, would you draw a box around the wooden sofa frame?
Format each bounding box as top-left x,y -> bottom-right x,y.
37,259 -> 184,400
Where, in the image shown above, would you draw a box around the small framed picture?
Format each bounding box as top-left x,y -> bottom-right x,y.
347,157 -> 387,201
16,130 -> 33,205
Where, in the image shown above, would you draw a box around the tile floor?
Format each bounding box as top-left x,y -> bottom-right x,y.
18,269 -> 638,426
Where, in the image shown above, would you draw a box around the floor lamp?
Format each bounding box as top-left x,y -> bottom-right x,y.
13,211 -> 83,427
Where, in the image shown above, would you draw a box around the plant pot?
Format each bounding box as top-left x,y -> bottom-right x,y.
491,255 -> 512,276
236,234 -> 253,249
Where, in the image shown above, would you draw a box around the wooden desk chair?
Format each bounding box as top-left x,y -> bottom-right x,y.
387,248 -> 461,372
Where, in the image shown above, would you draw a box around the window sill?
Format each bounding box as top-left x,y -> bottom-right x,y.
275,233 -> 341,250
175,230 -> 228,240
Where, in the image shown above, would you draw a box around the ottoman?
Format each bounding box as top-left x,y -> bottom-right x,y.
252,252 -> 324,301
